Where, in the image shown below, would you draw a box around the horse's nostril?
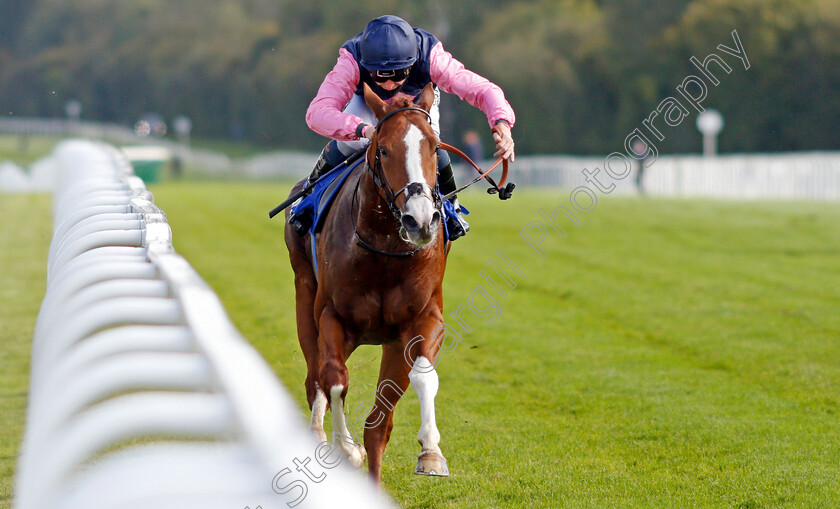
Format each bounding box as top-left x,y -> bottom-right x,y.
402,214 -> 419,231
431,211 -> 441,225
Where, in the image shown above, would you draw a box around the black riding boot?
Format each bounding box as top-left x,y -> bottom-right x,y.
438,162 -> 469,241
307,149 -> 334,185
307,140 -> 348,184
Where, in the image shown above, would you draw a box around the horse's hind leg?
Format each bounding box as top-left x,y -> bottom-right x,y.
309,383 -> 328,443
286,230 -> 326,441
328,385 -> 366,468
300,297 -> 328,443
319,302 -> 366,468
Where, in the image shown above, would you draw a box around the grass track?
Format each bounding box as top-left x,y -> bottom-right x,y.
3,182 -> 840,508
0,136 -> 63,166
151,183 -> 840,508
0,194 -> 52,509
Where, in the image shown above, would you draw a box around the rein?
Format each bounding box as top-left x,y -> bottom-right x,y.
438,142 -> 514,201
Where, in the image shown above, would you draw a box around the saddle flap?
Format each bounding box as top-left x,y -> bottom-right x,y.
313,161 -> 361,234
289,157 -> 363,237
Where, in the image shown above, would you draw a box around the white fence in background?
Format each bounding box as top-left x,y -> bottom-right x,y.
504,152 -> 840,200
0,117 -> 145,144
0,117 -> 313,179
14,140 -> 392,509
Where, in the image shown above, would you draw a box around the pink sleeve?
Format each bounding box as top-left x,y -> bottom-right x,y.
429,42 -> 515,128
305,48 -> 365,141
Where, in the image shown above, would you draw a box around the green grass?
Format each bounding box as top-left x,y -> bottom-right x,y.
0,132 -> 274,172
3,182 -> 840,508
0,194 -> 51,509
186,136 -> 295,159
0,135 -> 64,166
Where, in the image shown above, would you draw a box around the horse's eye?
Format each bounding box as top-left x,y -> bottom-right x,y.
379,147 -> 388,157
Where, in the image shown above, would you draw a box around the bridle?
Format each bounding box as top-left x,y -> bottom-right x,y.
366,106 -> 443,220
353,106 -> 443,257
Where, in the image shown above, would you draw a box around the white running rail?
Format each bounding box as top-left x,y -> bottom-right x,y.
14,140 -> 392,509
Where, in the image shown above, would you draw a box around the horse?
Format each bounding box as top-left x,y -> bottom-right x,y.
284,82 -> 450,483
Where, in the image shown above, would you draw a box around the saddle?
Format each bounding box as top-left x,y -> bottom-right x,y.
289,158 -> 362,274
290,158 -> 362,237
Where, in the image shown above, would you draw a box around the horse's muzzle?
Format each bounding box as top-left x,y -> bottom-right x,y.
400,195 -> 440,246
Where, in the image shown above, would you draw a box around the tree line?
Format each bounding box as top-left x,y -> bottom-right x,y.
1,0 -> 838,155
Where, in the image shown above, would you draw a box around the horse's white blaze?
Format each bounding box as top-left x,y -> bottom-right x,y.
404,124 -> 427,186
409,356 -> 442,453
310,386 -> 328,443
403,124 -> 437,230
329,385 -> 365,466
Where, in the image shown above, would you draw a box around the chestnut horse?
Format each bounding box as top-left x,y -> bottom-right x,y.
284,83 -> 449,482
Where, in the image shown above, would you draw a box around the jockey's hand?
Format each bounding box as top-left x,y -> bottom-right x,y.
492,122 -> 515,162
363,125 -> 375,140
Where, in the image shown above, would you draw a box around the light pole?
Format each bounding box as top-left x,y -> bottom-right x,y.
696,109 -> 724,157
173,116 -> 193,147
64,100 -> 82,122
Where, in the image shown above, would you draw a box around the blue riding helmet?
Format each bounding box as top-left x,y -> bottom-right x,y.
360,15 -> 418,71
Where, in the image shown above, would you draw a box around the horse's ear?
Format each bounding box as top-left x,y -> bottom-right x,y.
363,83 -> 389,120
416,83 -> 435,112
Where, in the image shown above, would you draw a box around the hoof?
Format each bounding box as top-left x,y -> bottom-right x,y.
345,442 -> 367,469
414,450 -> 449,477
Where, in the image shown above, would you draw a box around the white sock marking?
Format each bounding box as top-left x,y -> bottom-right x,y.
409,356 -> 442,453
310,387 -> 328,443
329,385 -> 364,466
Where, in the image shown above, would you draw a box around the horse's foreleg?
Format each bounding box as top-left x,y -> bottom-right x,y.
402,309 -> 449,476
364,343 -> 412,483
410,355 -> 449,476
318,303 -> 366,468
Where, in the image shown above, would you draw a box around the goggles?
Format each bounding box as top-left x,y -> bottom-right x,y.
371,67 -> 411,83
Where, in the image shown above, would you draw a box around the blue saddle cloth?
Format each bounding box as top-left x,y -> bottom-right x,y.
290,158 -> 361,274
291,158 -> 362,236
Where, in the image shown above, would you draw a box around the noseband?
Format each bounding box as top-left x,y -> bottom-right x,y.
366,106 -> 443,221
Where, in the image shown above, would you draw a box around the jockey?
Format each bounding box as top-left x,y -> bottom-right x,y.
300,14 -> 516,240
